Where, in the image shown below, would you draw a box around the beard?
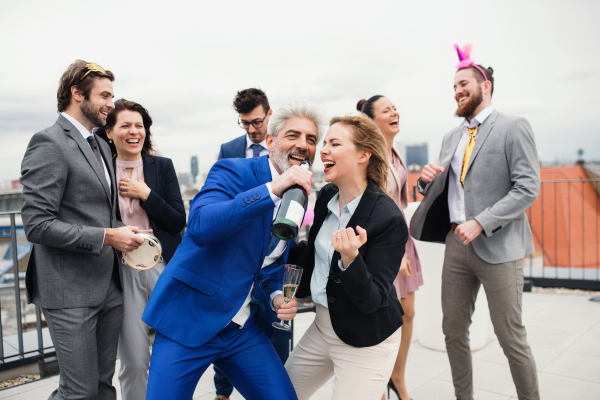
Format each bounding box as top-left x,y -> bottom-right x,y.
81,98 -> 106,128
272,139 -> 312,173
455,85 -> 483,118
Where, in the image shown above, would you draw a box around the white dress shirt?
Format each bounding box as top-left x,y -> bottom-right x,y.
231,157 -> 285,327
311,193 -> 362,308
245,136 -> 269,158
448,105 -> 494,224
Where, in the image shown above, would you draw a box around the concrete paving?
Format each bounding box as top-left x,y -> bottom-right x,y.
1,291 -> 599,399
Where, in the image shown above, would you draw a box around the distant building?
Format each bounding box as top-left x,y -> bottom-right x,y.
191,156 -> 199,183
406,143 -> 428,168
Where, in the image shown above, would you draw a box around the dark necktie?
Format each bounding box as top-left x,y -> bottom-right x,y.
86,135 -> 105,170
266,233 -> 281,256
250,143 -> 263,158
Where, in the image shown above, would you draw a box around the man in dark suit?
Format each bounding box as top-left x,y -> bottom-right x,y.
218,88 -> 272,160
214,88 -> 290,400
410,51 -> 540,400
20,60 -> 146,400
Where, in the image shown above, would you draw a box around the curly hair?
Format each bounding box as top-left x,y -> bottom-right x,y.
233,88 -> 270,114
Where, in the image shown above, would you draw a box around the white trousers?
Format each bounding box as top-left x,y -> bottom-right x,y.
117,259 -> 166,400
285,304 -> 402,400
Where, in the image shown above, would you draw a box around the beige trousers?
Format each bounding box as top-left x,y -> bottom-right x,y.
285,304 -> 401,400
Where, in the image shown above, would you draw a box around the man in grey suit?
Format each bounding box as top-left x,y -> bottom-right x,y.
20,60 -> 145,400
410,60 -> 540,399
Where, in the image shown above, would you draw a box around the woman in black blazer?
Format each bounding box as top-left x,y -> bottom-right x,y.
285,115 -> 408,400
96,99 -> 185,400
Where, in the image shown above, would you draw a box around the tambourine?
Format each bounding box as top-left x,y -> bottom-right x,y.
122,232 -> 163,271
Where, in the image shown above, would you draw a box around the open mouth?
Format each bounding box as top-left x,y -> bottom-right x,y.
457,95 -> 468,105
323,159 -> 336,172
289,153 -> 308,165
389,119 -> 399,128
126,138 -> 141,146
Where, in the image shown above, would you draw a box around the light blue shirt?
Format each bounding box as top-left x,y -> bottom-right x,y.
311,192 -> 363,308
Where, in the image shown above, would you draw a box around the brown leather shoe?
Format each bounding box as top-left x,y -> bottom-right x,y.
214,396 -> 230,400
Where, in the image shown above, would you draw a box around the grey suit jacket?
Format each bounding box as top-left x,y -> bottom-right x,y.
20,115 -> 123,309
409,110 -> 540,264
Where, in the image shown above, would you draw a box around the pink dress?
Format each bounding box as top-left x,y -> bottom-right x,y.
115,158 -> 151,230
387,147 -> 424,298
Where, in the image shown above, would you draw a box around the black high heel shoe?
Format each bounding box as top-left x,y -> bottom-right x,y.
387,378 -> 411,400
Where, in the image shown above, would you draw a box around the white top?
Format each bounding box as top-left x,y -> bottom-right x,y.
231,157 -> 285,327
245,136 -> 269,158
448,105 -> 495,224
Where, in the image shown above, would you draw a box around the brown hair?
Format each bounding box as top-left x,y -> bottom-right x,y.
459,65 -> 495,95
57,60 -> 115,112
95,99 -> 156,158
329,115 -> 389,194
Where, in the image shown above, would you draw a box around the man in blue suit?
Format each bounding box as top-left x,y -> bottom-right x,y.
218,88 -> 272,160
143,99 -> 328,400
214,88 -> 292,400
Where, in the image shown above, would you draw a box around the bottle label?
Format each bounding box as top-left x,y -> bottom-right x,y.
285,200 -> 305,227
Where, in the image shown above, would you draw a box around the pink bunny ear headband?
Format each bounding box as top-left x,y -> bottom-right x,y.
454,44 -> 488,82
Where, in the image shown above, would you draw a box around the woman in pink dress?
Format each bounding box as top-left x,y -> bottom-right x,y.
358,96 -> 424,400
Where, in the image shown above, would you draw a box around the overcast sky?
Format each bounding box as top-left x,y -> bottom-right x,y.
1,0 -> 599,181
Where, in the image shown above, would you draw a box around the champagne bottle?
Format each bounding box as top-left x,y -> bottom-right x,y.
271,161 -> 309,241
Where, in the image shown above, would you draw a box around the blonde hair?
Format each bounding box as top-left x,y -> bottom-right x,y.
329,115 -> 389,194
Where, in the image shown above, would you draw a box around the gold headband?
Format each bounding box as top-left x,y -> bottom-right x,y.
80,63 -> 107,81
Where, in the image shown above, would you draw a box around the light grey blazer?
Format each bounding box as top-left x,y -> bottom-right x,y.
20,115 -> 123,309
409,110 -> 540,264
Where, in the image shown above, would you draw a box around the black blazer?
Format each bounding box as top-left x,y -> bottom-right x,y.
114,155 -> 186,263
291,180 -> 408,348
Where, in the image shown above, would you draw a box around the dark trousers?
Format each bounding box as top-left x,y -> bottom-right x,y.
147,319 -> 297,400
213,327 -> 292,397
43,276 -> 124,400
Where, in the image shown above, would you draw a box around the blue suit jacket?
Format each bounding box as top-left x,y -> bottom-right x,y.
218,134 -> 246,160
142,155 -> 288,348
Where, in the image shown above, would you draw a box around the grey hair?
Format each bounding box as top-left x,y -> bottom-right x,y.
267,99 -> 328,142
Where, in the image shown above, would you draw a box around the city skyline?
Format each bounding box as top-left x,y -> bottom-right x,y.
1,0 -> 599,182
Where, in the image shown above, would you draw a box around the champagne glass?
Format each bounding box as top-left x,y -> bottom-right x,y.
272,264 -> 303,330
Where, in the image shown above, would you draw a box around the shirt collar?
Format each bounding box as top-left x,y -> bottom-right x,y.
462,105 -> 495,129
61,111 -> 93,139
246,135 -> 267,150
327,192 -> 363,217
268,157 -> 280,180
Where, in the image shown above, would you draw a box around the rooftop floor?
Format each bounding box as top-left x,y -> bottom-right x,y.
1,291 -> 599,400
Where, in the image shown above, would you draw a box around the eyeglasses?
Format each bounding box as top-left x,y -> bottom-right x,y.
80,63 -> 107,81
238,113 -> 268,130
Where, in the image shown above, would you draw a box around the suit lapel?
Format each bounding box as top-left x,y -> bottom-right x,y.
328,181 -> 378,275
143,156 -> 157,193
58,116 -> 112,205
255,155 -> 274,259
441,127 -> 464,168
465,110 -> 498,174
235,135 -> 247,158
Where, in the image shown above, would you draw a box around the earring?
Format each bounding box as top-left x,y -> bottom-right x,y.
109,140 -> 112,143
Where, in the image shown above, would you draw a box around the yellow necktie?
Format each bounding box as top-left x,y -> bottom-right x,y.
460,127 -> 478,186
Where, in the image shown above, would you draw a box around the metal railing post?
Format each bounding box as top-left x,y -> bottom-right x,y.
10,213 -> 24,358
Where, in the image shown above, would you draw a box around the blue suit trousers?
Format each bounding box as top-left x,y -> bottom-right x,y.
147,319 -> 297,400
214,327 -> 292,397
